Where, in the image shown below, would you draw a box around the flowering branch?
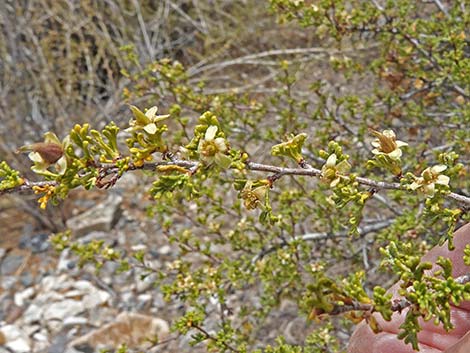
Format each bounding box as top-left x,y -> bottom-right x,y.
2,159 -> 470,206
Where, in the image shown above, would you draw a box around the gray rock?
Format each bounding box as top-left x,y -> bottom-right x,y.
76,231 -> 110,244
1,253 -> 24,275
1,276 -> 18,290
20,272 -> 34,287
66,194 -> 123,237
19,233 -> 50,253
47,330 -> 69,353
57,249 -> 77,272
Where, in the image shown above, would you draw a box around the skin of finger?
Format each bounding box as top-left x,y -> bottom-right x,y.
348,223 -> 470,353
444,330 -> 470,353
348,323 -> 442,353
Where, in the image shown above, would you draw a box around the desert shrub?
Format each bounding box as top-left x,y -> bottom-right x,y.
2,0 -> 470,352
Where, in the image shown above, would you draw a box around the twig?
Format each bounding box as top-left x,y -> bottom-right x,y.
251,219 -> 394,264
321,272 -> 470,317
192,324 -> 240,353
187,47 -> 338,76
431,0 -> 450,18
297,219 -> 394,242
2,159 -> 470,206
132,0 -> 155,61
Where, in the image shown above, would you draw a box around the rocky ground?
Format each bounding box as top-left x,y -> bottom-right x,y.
0,173 -> 180,353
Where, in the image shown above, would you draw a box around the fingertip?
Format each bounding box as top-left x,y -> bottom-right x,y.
348,321 -> 443,353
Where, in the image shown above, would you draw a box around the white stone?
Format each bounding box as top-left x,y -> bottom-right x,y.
63,316 -> 88,326
32,332 -> 48,341
131,244 -> 147,252
1,276 -> 17,290
23,304 -> 43,324
82,289 -> 111,309
137,293 -> 152,306
63,290 -> 82,298
46,319 -> 63,334
73,280 -> 95,293
1,325 -> 31,353
136,273 -> 157,292
41,275 -> 70,291
44,300 -> 84,321
23,324 -> 40,336
32,339 -> 49,352
158,245 -> 171,255
6,338 -> 31,353
34,291 -> 64,305
14,287 -> 35,306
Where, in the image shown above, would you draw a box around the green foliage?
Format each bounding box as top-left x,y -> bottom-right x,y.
50,231 -> 126,272
258,325 -> 340,353
0,161 -> 24,190
271,133 -> 308,164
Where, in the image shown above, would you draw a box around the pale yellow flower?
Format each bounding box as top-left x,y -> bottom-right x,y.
126,105 -> 169,134
239,181 -> 269,210
18,132 -> 69,175
320,153 -> 351,187
370,129 -> 408,160
197,125 -> 231,168
409,165 -> 450,196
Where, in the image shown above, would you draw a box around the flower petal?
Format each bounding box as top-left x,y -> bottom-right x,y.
336,160 -> 351,173
215,153 -> 231,169
424,183 -> 435,196
44,132 -> 61,145
330,177 -> 340,188
436,175 -> 450,186
214,138 -> 228,152
129,105 -> 151,125
62,135 -> 71,148
205,125 -> 218,141
55,156 -> 68,175
388,148 -> 402,159
154,115 -> 170,123
252,186 -> 268,201
145,106 -> 159,118
431,164 -> 447,173
382,130 -> 396,139
144,123 -> 157,134
28,151 -> 44,163
325,154 -> 337,167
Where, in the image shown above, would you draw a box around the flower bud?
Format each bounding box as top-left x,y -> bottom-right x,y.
18,142 -> 63,164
